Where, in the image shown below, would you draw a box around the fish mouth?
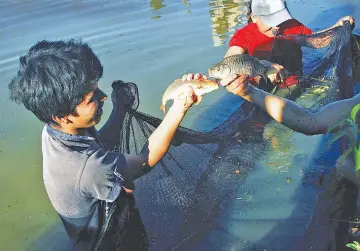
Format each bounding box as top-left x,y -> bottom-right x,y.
208,69 -> 215,78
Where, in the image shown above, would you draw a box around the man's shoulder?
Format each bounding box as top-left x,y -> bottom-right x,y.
41,125 -> 99,164
230,23 -> 259,47
282,19 -> 311,35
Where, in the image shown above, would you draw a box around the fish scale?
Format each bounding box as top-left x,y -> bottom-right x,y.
208,54 -> 278,82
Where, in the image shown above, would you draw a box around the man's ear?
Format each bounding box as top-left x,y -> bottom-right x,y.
52,115 -> 72,124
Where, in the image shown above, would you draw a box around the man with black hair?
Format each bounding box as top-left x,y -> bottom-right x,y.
8,40 -> 200,250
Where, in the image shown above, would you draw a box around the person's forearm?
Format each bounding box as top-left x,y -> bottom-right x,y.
224,46 -> 246,58
245,85 -> 321,135
98,106 -> 126,150
147,105 -> 186,167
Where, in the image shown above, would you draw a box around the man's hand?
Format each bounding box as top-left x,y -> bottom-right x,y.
111,80 -> 136,108
335,15 -> 355,28
181,72 -> 207,81
178,72 -> 208,108
219,74 -> 251,100
171,86 -> 198,112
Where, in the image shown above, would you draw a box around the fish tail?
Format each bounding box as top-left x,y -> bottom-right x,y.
262,67 -> 278,85
266,67 -> 278,76
261,73 -> 269,86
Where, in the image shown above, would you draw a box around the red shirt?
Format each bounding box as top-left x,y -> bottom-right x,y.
229,19 -> 312,87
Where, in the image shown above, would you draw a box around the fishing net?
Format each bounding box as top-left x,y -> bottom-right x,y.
98,22 -> 358,251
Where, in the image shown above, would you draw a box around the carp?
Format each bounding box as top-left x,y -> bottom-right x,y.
160,78 -> 219,113
208,54 -> 278,83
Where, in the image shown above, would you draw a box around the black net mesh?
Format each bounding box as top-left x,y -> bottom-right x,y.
97,23 -> 359,251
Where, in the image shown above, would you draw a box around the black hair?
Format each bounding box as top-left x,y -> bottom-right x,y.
8,39 -> 103,124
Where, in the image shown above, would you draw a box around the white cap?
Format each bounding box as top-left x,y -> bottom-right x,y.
251,0 -> 292,27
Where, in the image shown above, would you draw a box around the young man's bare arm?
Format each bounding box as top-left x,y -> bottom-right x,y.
120,87 -> 198,181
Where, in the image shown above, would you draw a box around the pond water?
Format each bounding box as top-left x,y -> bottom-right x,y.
0,0 -> 360,250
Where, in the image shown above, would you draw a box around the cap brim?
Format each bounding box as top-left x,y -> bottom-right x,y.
258,8 -> 292,27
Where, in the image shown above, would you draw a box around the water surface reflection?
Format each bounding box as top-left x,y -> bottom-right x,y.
149,0 -> 246,46
208,0 -> 246,46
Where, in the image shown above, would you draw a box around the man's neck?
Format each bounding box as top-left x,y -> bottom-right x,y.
49,124 -> 88,136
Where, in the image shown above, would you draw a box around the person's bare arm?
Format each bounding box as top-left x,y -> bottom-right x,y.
142,86 -> 197,168
119,86 -> 199,183
146,94 -> 191,167
224,46 -> 246,58
248,85 -> 360,135
221,74 -> 360,135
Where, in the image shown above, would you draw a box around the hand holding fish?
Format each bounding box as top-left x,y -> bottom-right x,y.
219,74 -> 252,100
171,86 -> 198,113
160,73 -> 219,113
182,73 -> 207,81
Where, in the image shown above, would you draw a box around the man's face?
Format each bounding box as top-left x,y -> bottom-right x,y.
68,83 -> 107,129
253,14 -> 280,36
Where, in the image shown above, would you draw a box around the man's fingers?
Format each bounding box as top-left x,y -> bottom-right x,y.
182,73 -> 206,81
194,73 -> 201,80
186,73 -> 194,81
226,80 -> 244,93
220,74 -> 239,87
238,74 -> 248,82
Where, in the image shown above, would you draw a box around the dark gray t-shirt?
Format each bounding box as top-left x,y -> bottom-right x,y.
42,125 -> 131,249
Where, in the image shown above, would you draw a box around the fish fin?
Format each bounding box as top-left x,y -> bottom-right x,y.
195,95 -> 203,105
263,67 -> 278,87
266,67 -> 278,78
160,104 -> 166,114
261,73 -> 269,86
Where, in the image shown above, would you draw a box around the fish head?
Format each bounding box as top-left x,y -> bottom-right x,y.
208,63 -> 231,80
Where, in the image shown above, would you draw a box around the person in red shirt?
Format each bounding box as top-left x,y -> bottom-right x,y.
225,0 -> 355,90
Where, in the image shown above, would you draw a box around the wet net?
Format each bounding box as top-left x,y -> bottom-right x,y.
98,23 -> 359,251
